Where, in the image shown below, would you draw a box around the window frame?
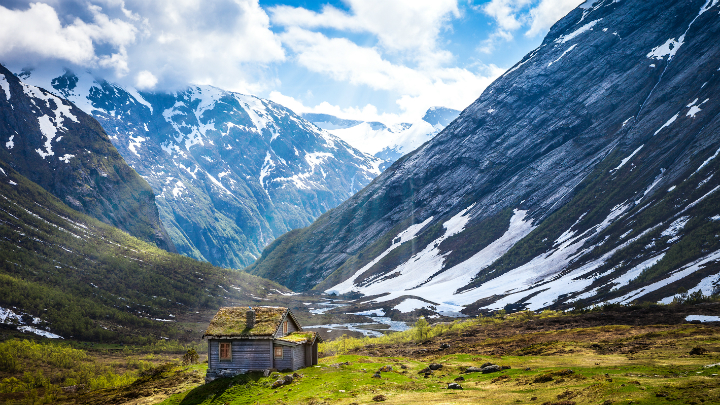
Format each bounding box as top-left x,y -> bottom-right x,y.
274,346 -> 284,359
283,320 -> 288,335
219,342 -> 232,361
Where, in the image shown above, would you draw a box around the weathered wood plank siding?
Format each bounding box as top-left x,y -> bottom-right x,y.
292,345 -> 305,370
274,316 -> 300,338
208,339 -> 272,370
274,346 -> 293,371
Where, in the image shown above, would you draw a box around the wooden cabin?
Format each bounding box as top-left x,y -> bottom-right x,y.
202,306 -> 322,382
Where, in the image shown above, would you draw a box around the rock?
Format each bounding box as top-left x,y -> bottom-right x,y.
480,362 -> 494,368
501,365 -> 511,370
283,375 -> 294,384
481,365 -> 502,374
440,343 -> 450,349
373,394 -> 387,402
429,363 -> 443,370
263,370 -> 270,377
690,347 -> 708,355
418,367 -> 431,374
272,380 -> 285,389
292,372 -> 301,378
400,365 -> 408,369
372,372 -> 382,379
656,392 -> 669,398
378,365 -> 393,372
447,383 -> 463,390
454,376 -> 465,382
464,367 -> 483,373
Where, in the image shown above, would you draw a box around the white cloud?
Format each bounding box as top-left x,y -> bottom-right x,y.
270,0 -> 459,65
526,0 -> 585,37
0,2 -> 136,71
272,27 -> 504,122
0,0 -> 285,90
135,70 -> 157,89
269,91 -> 404,124
478,0 -> 584,50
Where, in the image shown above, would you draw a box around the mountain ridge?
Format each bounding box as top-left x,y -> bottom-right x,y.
248,0 -> 720,314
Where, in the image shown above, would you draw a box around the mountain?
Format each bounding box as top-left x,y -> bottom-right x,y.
248,0 -> 720,315
0,158 -> 286,342
15,68 -> 385,269
303,107 -> 460,166
0,64 -> 174,251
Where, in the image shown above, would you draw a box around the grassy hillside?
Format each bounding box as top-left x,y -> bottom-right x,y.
0,159 -> 288,343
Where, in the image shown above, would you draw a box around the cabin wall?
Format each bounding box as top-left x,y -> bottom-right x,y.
274,345 -> 293,371
292,345 -> 305,370
208,339 -> 272,371
273,315 -> 300,338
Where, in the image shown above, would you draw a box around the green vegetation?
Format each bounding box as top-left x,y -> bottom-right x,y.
156,309 -> 720,405
0,161 -> 287,343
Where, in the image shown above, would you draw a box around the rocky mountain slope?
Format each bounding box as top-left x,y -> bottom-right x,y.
0,64 -> 174,251
304,107 -> 460,165
0,159 -> 286,342
248,0 -> 720,314
17,68 -> 385,269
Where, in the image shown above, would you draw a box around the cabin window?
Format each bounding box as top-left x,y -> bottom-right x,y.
274,346 -> 283,359
283,321 -> 288,335
219,342 -> 231,361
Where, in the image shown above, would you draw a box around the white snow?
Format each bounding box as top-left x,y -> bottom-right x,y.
328,120 -> 437,157
126,87 -> 153,113
128,136 -> 146,157
712,215 -> 720,221
394,298 -> 431,313
685,315 -> 720,323
0,73 -> 10,100
5,135 -> 14,149
18,326 -> 62,339
668,186 -> 676,192
611,254 -> 666,287
679,185 -> 720,215
351,309 -> 386,317
694,146 -> 720,175
556,19 -> 602,44
172,180 -> 185,198
36,115 -> 58,158
8,180 -> 16,185
661,216 -> 690,238
647,37 -> 685,61
579,0 -> 600,9
610,248 -> 720,304
687,98 -> 709,118
58,154 -> 75,163
636,170 -> 664,205
654,113 -> 679,136
259,152 -> 275,190
548,44 -> 578,67
611,145 -> 643,172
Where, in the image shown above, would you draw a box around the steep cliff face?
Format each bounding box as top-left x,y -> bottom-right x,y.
248,0 -> 720,312
22,68 -> 385,269
0,64 -> 174,251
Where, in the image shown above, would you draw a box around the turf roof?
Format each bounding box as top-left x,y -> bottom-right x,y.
204,306 -> 287,337
277,331 -> 321,344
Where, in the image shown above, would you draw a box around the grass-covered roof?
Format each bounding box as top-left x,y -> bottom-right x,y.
204,306 -> 287,337
277,331 -> 322,344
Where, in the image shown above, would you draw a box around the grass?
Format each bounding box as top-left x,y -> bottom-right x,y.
150,310 -> 720,405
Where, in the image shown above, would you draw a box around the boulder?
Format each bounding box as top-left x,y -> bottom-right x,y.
447,383 -> 463,390
464,367 -> 483,373
481,365 -> 502,374
272,379 -> 285,389
283,375 -> 294,384
378,365 -> 393,372
372,372 -> 382,379
454,376 -> 465,382
429,363 -> 443,370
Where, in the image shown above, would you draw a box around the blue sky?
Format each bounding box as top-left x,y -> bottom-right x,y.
0,0 -> 587,123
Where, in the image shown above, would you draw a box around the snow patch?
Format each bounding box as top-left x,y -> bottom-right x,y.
126,87 -> 153,114
694,146 -> 720,175
687,98 -> 709,118
611,145 -> 643,172
556,19 -> 602,44
548,44 -> 578,67
685,315 -> 720,323
654,113 -> 679,136
0,73 -> 10,100
5,135 -> 14,149
647,37 -> 684,61
58,154 -> 75,163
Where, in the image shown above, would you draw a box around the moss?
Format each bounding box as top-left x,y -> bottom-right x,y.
278,331 -> 319,343
203,307 -> 287,337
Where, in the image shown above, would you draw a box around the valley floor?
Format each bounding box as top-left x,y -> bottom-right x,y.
3,303 -> 720,404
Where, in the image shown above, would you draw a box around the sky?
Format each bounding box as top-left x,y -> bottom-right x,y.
0,0 -> 588,123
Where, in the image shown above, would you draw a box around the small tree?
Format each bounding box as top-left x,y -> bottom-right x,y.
182,348 -> 199,366
415,316 -> 430,341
